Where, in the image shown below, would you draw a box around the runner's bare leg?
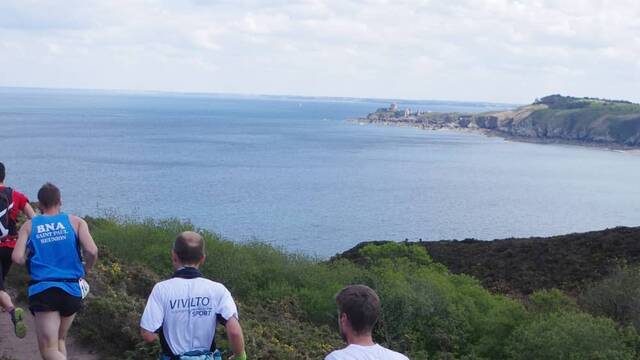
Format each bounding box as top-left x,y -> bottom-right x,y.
58,314 -> 76,356
35,311 -> 66,360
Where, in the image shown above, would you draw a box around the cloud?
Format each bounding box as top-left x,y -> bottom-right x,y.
0,0 -> 639,103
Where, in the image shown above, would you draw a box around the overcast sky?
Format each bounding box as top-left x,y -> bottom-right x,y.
0,0 -> 639,104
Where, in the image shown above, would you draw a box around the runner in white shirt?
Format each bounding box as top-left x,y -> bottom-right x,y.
325,285 -> 409,360
140,231 -> 246,360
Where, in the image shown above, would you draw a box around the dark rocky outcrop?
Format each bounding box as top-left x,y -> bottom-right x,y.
338,226 -> 640,296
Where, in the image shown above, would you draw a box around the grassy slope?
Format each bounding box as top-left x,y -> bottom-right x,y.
8,216 -> 640,359
78,217 -> 347,359
81,219 -> 640,359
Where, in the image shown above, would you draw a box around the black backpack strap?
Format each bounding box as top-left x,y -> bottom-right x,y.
0,187 -> 13,206
158,326 -> 178,359
0,187 -> 16,239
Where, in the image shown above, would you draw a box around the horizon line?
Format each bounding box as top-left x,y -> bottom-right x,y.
0,85 -> 522,107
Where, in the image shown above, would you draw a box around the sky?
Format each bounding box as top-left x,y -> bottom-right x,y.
0,0 -> 639,104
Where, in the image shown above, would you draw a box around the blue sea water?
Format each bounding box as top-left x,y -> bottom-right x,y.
1,88 -> 640,257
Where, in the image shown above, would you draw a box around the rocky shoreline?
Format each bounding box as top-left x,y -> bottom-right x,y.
353,118 -> 640,152
355,95 -> 640,150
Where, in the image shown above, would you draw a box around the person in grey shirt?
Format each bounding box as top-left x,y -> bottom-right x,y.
325,285 -> 409,360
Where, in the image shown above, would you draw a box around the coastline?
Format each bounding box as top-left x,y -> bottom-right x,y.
350,118 -> 640,153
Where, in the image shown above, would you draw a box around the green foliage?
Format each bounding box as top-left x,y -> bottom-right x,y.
359,242 -> 436,268
535,94 -> 593,109
535,94 -> 640,111
358,243 -> 526,359
343,227 -> 640,296
73,251 -> 161,359
505,312 -> 639,360
73,236 -> 344,359
580,265 -> 640,332
237,299 -> 342,359
83,217 -> 351,359
528,289 -> 578,314
525,95 -> 640,145
87,217 -> 365,324
72,218 -> 640,360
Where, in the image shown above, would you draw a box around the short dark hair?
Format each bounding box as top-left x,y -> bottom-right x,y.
37,183 -> 61,209
0,162 -> 5,182
336,285 -> 381,334
173,231 -> 205,264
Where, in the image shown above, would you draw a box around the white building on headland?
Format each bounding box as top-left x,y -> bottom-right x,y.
390,103 -> 398,111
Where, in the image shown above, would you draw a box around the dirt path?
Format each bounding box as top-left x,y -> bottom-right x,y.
0,307 -> 99,360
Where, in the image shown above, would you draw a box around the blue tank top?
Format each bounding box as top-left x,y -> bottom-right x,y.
27,213 -> 84,297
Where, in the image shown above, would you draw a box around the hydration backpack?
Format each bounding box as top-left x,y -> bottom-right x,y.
0,187 -> 16,240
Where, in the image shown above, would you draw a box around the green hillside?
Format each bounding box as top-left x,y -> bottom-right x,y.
9,217 -> 640,359
502,95 -> 640,145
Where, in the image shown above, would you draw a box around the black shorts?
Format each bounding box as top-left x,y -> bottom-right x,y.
0,247 -> 13,291
29,287 -> 82,317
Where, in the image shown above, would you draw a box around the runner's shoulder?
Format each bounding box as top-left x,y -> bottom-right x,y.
200,277 -> 232,294
7,188 -> 29,205
67,214 -> 86,228
11,188 -> 26,198
156,276 -> 231,295
383,347 -> 409,360
67,214 -> 83,222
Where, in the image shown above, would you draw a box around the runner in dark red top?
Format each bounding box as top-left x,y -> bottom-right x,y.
0,162 -> 35,338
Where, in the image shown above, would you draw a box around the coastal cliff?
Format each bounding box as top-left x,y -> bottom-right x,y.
360,95 -> 640,147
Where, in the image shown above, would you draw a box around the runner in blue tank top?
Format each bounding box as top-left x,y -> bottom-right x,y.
12,183 -> 98,360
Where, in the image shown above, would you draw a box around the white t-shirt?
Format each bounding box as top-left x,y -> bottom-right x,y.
325,344 -> 409,360
140,276 -> 238,356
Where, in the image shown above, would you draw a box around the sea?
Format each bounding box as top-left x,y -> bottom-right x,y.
2,87 -> 639,257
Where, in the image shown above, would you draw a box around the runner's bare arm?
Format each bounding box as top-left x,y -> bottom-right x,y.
22,203 -> 36,219
225,316 -> 245,359
12,220 -> 31,265
74,216 -> 98,274
140,329 -> 158,343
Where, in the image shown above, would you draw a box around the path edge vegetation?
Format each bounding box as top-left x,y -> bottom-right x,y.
7,216 -> 640,359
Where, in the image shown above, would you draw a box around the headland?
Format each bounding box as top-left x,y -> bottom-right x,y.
356,95 -> 640,149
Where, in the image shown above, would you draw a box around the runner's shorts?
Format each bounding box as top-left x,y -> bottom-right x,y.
0,247 -> 13,291
29,287 -> 82,317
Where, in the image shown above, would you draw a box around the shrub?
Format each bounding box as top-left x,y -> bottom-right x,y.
528,289 -> 578,314
580,265 -> 640,331
358,243 -> 526,359
505,312 -> 639,360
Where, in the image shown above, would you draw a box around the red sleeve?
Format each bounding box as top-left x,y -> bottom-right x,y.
12,190 -> 29,213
